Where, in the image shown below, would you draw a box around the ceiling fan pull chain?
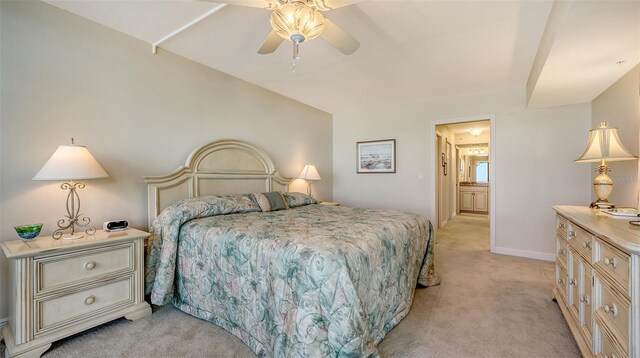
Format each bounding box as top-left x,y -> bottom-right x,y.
292,38 -> 302,72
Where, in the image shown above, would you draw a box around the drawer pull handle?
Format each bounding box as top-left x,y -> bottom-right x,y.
558,249 -> 565,256
603,257 -> 617,268
581,242 -> 591,250
557,278 -> 565,284
579,295 -> 590,305
568,231 -> 576,238
568,278 -> 576,286
84,261 -> 97,270
559,223 -> 566,229
603,303 -> 618,317
84,295 -> 96,305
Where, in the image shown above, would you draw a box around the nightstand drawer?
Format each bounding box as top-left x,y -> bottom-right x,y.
35,276 -> 134,336
35,242 -> 134,293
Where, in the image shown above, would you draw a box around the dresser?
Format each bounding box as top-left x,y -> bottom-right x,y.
1,229 -> 151,358
553,206 -> 640,358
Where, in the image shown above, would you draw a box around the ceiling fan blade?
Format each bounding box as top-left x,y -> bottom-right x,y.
318,0 -> 364,10
320,18 -> 360,55
196,0 -> 277,9
258,31 -> 284,54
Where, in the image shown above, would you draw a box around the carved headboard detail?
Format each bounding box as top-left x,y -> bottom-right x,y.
144,139 -> 290,227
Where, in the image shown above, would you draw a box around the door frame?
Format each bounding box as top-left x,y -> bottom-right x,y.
428,114 -> 496,253
435,133 -> 442,228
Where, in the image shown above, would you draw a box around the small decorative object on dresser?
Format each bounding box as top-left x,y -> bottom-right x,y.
1,228 -> 151,358
13,223 -> 43,240
552,205 -> 640,358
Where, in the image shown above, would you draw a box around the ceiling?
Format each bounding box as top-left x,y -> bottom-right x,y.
438,121 -> 490,146
45,0 -> 639,114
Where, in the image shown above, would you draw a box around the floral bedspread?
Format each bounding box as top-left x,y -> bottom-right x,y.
146,195 -> 439,357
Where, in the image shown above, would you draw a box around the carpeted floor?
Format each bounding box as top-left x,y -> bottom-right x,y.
0,213 -> 579,357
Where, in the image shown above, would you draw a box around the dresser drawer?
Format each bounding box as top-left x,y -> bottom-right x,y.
34,242 -> 134,294
595,275 -> 630,351
557,236 -> 568,269
598,326 -> 627,358
557,215 -> 568,239
556,263 -> 568,303
568,224 -> 593,262
595,239 -> 630,296
34,276 -> 134,336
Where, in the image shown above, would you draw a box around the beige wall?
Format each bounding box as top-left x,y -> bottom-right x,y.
0,1 -> 332,320
333,88 -> 592,260
591,64 -> 640,207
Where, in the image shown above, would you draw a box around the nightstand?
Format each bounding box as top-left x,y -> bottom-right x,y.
1,229 -> 151,358
320,201 -> 341,206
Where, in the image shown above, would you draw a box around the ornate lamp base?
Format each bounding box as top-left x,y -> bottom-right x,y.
61,233 -> 85,240
591,163 -> 614,209
52,181 -> 96,240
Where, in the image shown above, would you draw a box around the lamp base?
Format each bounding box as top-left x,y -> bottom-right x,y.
62,233 -> 85,240
590,200 -> 615,209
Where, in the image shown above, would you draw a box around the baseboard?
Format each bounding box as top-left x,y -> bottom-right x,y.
491,246 -> 556,262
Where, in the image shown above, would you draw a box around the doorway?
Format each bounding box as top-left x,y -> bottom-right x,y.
431,115 -> 496,252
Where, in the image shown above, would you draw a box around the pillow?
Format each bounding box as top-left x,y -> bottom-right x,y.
252,191 -> 289,212
282,192 -> 318,208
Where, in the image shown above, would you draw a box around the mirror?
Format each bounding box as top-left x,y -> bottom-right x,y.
458,144 -> 489,183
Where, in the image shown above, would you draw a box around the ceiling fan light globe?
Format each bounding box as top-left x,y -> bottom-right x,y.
270,2 -> 325,42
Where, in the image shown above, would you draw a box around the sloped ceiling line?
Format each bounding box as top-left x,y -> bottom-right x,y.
152,3 -> 227,54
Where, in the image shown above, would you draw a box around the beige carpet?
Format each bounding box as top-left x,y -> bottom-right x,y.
0,213 -> 580,357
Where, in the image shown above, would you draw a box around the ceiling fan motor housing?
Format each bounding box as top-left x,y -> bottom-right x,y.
290,33 -> 305,43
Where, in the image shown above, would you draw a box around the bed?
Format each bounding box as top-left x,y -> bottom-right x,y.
144,140 -> 440,357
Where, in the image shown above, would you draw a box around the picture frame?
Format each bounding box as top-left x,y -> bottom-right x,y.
356,139 -> 396,173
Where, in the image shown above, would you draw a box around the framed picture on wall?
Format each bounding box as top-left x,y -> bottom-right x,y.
356,139 -> 396,173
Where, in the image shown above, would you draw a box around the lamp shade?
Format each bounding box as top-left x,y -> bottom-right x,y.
298,163 -> 321,181
33,144 -> 109,181
575,122 -> 637,163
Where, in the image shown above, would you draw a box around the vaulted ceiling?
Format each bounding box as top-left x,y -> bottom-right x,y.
46,0 -> 640,113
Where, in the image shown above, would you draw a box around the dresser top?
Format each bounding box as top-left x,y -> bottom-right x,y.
1,228 -> 149,259
554,205 -> 640,253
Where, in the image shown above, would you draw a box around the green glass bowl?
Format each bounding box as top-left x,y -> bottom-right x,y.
14,224 -> 43,240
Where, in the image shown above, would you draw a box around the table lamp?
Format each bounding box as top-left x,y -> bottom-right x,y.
33,139 -> 109,239
298,163 -> 321,197
575,122 -> 637,209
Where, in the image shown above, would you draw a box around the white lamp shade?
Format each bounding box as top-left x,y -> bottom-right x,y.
33,145 -> 109,181
575,123 -> 637,163
298,163 -> 321,181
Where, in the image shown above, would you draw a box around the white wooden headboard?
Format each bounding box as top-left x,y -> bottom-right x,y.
144,139 -> 290,228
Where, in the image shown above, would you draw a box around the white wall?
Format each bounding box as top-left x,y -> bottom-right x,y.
333,87 -> 591,259
0,1 -> 332,319
591,64 -> 640,208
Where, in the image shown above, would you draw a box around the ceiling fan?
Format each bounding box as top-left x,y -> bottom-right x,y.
200,0 -> 361,64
